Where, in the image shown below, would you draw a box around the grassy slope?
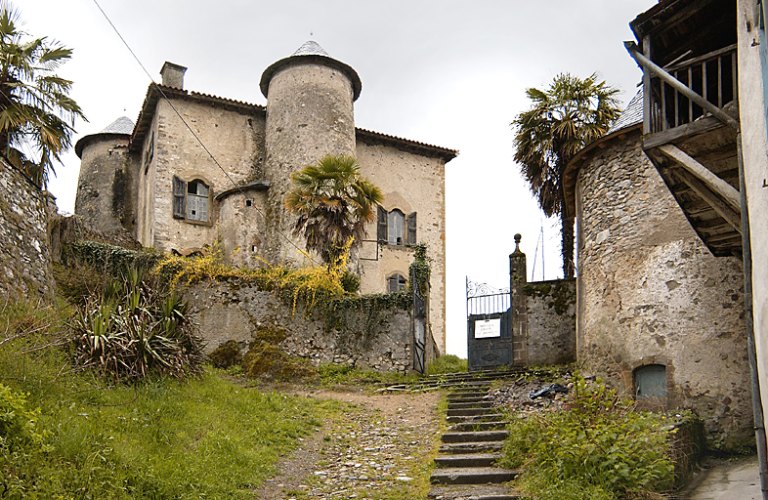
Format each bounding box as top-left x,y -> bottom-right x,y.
0,302 -> 335,498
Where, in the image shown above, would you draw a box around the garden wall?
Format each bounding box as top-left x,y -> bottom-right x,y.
0,159 -> 54,300
184,280 -> 419,373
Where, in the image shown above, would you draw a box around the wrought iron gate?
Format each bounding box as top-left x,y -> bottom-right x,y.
466,278 -> 512,371
412,267 -> 427,374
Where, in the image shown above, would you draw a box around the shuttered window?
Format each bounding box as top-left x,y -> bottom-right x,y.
379,207 -> 418,246
172,176 -> 186,219
387,273 -> 407,293
173,177 -> 211,223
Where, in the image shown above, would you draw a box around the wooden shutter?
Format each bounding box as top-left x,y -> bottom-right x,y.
406,212 -> 417,245
172,176 -> 186,219
377,206 -> 387,242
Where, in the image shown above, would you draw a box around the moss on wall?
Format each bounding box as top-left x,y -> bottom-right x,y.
523,280 -> 576,315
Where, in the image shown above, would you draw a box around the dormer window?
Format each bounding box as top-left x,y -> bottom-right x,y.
377,207 -> 417,246
173,176 -> 211,223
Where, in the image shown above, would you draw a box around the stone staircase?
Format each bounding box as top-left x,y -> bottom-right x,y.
428,379 -> 521,500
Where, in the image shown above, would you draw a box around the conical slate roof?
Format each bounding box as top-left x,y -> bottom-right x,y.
75,116 -> 135,158
260,41 -> 362,101
100,116 -> 135,135
607,89 -> 643,134
292,40 -> 329,57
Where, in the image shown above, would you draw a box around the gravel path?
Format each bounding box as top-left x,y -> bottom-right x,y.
254,388 -> 442,499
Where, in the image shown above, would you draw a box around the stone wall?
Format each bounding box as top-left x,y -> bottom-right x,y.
357,140 -> 448,354
0,159 -> 54,300
185,281 -> 418,373
574,127 -> 751,450
507,239 -> 576,367
524,279 -> 576,365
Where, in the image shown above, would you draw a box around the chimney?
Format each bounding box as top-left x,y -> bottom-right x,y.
160,61 -> 187,89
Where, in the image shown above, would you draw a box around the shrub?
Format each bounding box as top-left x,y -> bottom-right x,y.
0,384 -> 46,451
71,267 -> 204,382
500,376 -> 678,499
208,340 -> 243,369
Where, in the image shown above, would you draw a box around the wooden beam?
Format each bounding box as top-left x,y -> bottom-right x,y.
658,144 -> 741,211
642,115 -> 725,149
625,41 -> 740,131
670,168 -> 742,233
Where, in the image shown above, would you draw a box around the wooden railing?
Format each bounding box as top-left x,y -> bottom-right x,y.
648,44 -> 737,133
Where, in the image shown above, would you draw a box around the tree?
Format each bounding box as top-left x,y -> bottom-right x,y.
512,73 -> 620,278
0,0 -> 86,187
285,154 -> 383,265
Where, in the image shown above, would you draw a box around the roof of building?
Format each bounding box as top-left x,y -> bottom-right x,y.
74,116 -> 135,158
293,41 -> 329,57
607,89 -> 643,134
259,41 -> 363,101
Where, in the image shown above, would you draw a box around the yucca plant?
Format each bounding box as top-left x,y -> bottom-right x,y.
71,268 -> 203,382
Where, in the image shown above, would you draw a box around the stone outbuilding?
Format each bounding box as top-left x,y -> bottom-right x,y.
563,91 -> 752,450
74,41 -> 456,353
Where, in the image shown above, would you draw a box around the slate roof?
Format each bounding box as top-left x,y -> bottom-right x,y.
608,88 -> 643,134
293,40 -> 329,57
260,41 -> 362,100
75,116 -> 135,158
100,116 -> 135,135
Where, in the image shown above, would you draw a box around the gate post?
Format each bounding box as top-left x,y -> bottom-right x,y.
510,234 -> 528,366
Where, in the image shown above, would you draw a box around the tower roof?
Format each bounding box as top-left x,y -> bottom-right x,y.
100,116 -> 135,135
75,116 -> 135,158
259,41 -> 362,101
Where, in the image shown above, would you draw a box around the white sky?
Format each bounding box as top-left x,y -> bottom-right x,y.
22,0 -> 655,357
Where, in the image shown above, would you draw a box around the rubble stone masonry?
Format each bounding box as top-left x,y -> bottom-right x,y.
575,128 -> 751,450
0,159 -> 54,300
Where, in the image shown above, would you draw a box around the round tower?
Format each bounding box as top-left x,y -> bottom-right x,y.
259,41 -> 361,262
74,116 -> 135,235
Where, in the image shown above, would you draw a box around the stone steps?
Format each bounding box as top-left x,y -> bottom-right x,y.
428,377 -> 521,499
428,483 -> 522,500
431,467 -> 518,485
435,452 -> 502,468
446,413 -> 504,424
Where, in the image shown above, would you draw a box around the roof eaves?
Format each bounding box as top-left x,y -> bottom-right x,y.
355,127 -> 458,162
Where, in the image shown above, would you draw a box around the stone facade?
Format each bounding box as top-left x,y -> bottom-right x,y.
568,124 -> 751,449
0,159 -> 54,300
75,42 -> 455,353
185,281 -> 420,373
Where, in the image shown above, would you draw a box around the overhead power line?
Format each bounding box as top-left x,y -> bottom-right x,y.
90,0 -> 320,265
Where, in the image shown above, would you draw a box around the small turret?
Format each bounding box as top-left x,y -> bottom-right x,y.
74,117 -> 135,235
260,41 -> 361,262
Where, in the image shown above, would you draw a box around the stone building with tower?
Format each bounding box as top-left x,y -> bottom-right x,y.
74,41 -> 456,353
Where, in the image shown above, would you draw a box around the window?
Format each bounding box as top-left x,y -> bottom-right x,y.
377,207 -> 417,246
387,273 -> 407,293
634,364 -> 667,404
173,176 -> 211,223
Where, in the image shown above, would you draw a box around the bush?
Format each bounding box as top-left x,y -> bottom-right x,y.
71,267 -> 204,382
0,384 -> 46,451
500,376 -> 678,499
427,354 -> 467,375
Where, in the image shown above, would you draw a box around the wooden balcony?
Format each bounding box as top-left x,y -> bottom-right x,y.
629,44 -> 741,256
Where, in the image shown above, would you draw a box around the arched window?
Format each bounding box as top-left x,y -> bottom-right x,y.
173,177 -> 211,223
634,364 -> 667,401
387,209 -> 405,245
377,207 -> 417,246
387,273 -> 407,293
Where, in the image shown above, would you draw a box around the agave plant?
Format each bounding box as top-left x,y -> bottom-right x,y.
71,267 -> 203,382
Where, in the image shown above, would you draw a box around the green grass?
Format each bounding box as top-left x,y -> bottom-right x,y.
0,300 -> 332,498
426,354 -> 467,375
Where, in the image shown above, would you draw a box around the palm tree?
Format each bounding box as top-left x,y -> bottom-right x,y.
285,154 -> 383,265
512,73 -> 620,278
0,1 -> 86,187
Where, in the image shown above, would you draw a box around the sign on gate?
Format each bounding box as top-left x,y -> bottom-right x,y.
474,318 -> 501,338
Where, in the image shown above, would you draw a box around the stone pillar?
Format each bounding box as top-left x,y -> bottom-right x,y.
510,233 -> 528,366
